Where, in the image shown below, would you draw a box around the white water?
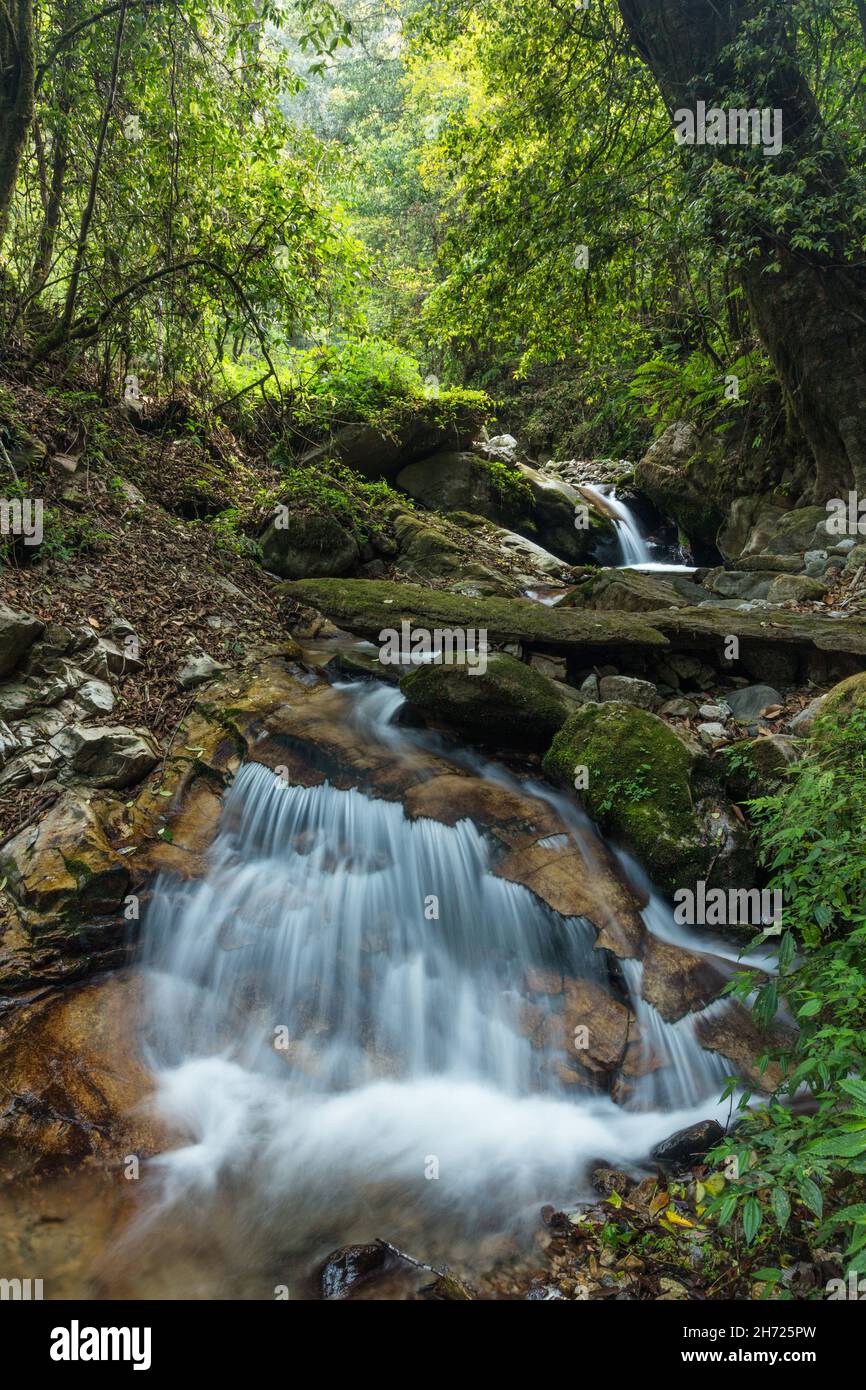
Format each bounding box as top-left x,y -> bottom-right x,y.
136,681 -> 752,1279
581,482 -> 653,567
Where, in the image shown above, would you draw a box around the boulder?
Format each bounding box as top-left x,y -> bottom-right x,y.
0,602 -> 44,678
723,734 -> 799,802
177,654 -> 226,690
633,421 -> 726,547
543,702 -> 754,894
54,724 -> 159,789
650,1119 -> 724,1170
319,1243 -> 394,1300
598,675 -> 657,709
726,684 -> 783,721
0,793 -> 130,932
766,573 -> 828,603
563,568 -> 700,612
399,652 -> 573,750
259,511 -> 359,580
641,937 -> 730,1022
696,1003 -> 795,1092
295,399 -> 484,483
392,513 -> 505,591
396,450 -> 532,526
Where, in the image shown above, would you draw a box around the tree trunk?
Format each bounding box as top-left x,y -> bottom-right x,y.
0,0 -> 36,245
618,0 -> 866,499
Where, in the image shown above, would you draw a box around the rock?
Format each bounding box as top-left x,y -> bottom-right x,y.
482,433 -> 520,458
74,678 -> 115,715
282,579 -> 866,677
259,511 -> 359,580
399,653 -> 573,750
529,652 -> 568,681
696,1003 -> 795,1092
591,1167 -> 636,1197
392,513 -> 504,590
726,684 -> 783,721
563,568 -> 699,612
319,1242 -> 394,1300
543,702 -> 754,895
651,1120 -> 724,1170
698,703 -> 730,721
766,574 -> 829,603
0,603 -> 44,678
719,495 -> 788,560
697,721 -> 728,748
295,400 -> 484,483
659,698 -> 695,719
750,506 -> 827,556
92,635 -> 144,677
54,725 -> 159,789
177,654 -> 226,690
705,569 -> 776,601
634,421 -> 726,547
0,793 -> 130,931
580,674 -> 600,701
0,973 -> 161,1177
789,696 -> 825,733
844,544 -> 866,573
534,978 -> 634,1076
723,734 -> 799,802
397,450 -> 532,525
641,937 -> 730,1022
598,674 -> 656,709
817,669 -> 866,722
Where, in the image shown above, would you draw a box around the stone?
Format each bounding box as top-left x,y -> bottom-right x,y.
598,674 -> 656,709
55,724 -> 159,789
698,703 -> 730,721
0,602 -> 44,678
580,674 -> 600,701
529,652 -> 568,681
697,721 -> 728,748
696,1003 -> 795,1092
0,793 -> 130,929
651,1120 -> 724,1170
400,653 -> 573,751
723,734 -> 800,802
641,937 -> 730,1022
564,568 -> 699,612
726,684 -> 783,721
319,1243 -> 395,1300
844,544 -> 866,573
766,574 -> 829,603
74,678 -> 115,715
789,696 -> 824,733
259,511 -> 360,581
543,702 -> 754,895
177,654 -> 226,690
706,570 -> 775,601
659,698 -> 695,719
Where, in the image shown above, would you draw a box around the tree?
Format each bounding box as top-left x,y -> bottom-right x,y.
617,0 -> 866,498
0,0 -> 35,242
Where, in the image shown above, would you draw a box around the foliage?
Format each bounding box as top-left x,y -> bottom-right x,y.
272,456 -> 406,543
706,702 -> 866,1284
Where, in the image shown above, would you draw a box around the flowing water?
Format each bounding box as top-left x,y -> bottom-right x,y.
120,679 -> 767,1296
581,482 -> 692,573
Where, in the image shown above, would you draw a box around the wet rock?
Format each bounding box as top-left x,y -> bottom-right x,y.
651,1119 -> 724,1170
0,793 -> 130,932
400,652 -> 573,750
0,602 -> 44,678
563,568 -> 698,612
641,938 -> 730,1022
591,1167 -> 636,1197
0,973 -> 161,1178
696,1003 -> 795,1092
697,721 -> 728,749
177,654 -> 226,690
706,570 -> 775,601
598,675 -> 656,709
319,1242 -> 394,1300
259,512 -> 359,580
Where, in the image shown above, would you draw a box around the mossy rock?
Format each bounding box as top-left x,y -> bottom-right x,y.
400,652 -> 573,750
259,511 -> 359,580
722,735 -> 800,803
543,702 -> 753,894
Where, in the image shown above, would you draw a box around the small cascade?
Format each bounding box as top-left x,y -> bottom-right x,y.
135,681 -> 759,1274
580,481 -> 653,567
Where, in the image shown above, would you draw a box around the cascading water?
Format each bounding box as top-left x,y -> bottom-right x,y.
132,680 -> 758,1291
580,482 -> 652,568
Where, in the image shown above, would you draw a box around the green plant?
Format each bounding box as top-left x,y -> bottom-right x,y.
706,702 -> 866,1279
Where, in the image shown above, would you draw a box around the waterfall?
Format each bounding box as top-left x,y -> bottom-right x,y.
134,681 -> 754,1281
580,482 -> 653,567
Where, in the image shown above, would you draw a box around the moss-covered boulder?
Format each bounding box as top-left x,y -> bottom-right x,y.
722,734 -> 800,803
634,421 -> 727,548
391,513 -> 507,591
259,511 -> 359,580
813,669 -> 866,722
561,568 -> 700,612
543,702 -> 754,894
400,652 -> 575,750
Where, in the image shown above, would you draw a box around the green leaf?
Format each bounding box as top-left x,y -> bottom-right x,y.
742,1197 -> 763,1245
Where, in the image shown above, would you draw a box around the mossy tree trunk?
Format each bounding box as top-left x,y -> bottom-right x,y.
618,0 -> 866,501
0,0 -> 35,247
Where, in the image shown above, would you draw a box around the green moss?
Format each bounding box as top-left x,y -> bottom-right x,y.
400,652 -> 570,750
543,702 -> 711,890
